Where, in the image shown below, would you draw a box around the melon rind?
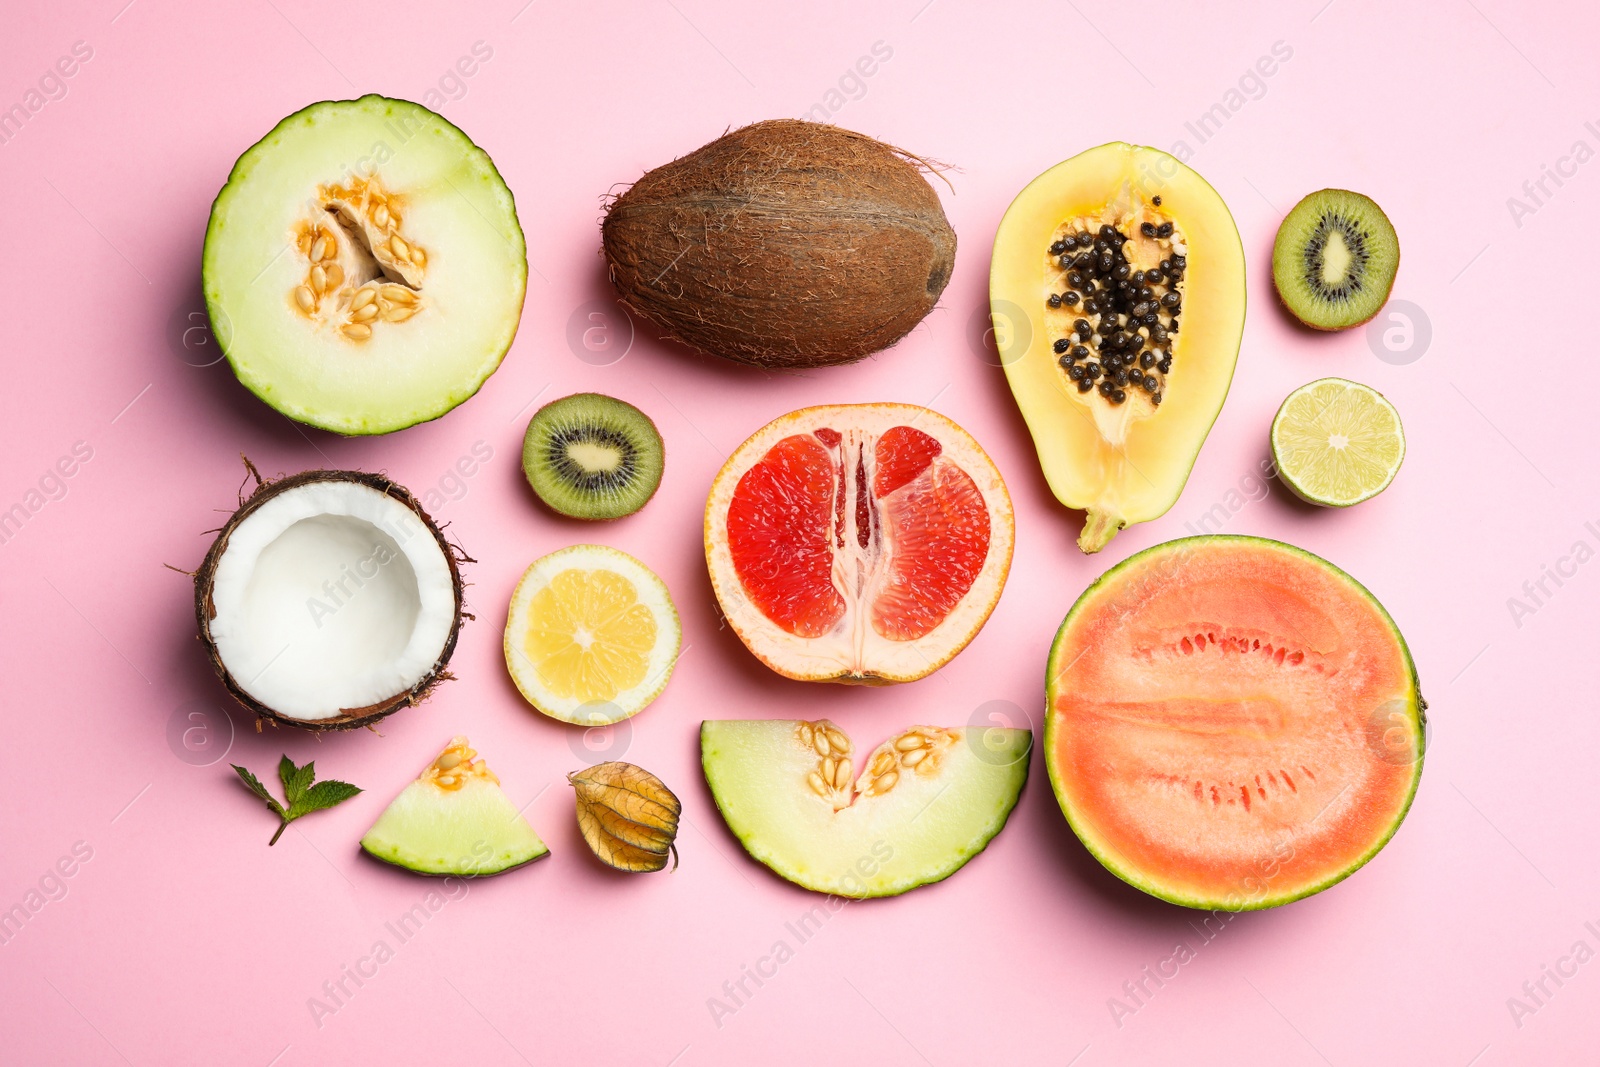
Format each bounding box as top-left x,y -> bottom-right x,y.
1044,535 -> 1425,911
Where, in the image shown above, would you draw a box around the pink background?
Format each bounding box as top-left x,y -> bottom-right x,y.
3,0 -> 1596,1062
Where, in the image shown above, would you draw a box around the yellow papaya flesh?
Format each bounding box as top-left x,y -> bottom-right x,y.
990,144 -> 1246,552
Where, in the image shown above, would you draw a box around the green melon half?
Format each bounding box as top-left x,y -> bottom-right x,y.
1045,536 -> 1424,910
701,719 -> 1030,898
203,95 -> 526,434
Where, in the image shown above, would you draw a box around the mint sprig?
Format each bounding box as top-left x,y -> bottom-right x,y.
232,756 -> 362,845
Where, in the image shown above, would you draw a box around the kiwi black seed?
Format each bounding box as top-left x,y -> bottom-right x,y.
1272,189 -> 1400,331
521,393 -> 664,520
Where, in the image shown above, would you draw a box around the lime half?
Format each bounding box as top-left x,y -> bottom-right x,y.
1271,378 -> 1405,506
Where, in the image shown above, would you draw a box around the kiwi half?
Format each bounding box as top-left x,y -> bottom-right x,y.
522,393 -> 664,520
1272,189 -> 1399,331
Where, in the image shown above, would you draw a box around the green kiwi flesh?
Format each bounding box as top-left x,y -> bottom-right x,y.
1272,189 -> 1399,331
522,393 -> 664,520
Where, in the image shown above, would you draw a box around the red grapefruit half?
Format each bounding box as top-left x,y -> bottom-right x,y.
706,404 -> 1014,683
1046,536 -> 1425,910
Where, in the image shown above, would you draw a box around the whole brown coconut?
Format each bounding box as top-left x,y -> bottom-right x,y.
602,120 -> 956,369
194,466 -> 465,732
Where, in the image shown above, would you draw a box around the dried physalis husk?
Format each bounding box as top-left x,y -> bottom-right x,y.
568,761 -> 681,873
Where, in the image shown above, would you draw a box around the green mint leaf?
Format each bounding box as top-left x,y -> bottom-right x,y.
236,758 -> 362,844
289,779 -> 362,820
232,764 -> 285,819
279,755 -> 314,806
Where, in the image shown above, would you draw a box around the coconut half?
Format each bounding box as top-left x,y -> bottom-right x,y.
195,469 -> 464,729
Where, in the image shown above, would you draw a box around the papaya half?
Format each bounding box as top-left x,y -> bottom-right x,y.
990,144 -> 1246,553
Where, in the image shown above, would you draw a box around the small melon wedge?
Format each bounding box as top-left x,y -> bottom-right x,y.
701,719 -> 1030,897
361,736 -> 548,876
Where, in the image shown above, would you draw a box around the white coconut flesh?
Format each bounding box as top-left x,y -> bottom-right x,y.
701,720 -> 1030,897
207,480 -> 456,721
203,95 -> 527,434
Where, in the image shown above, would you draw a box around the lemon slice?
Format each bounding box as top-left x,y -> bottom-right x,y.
504,545 -> 681,725
1270,378 -> 1405,507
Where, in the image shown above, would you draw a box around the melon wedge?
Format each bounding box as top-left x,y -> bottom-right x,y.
1046,536 -> 1424,910
361,737 -> 549,876
701,719 -> 1030,897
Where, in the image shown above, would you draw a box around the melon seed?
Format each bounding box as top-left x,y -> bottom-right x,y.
288,176 -> 427,342
833,759 -> 853,790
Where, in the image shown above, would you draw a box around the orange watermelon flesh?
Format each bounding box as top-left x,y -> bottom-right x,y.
726,425 -> 990,642
1045,536 -> 1424,910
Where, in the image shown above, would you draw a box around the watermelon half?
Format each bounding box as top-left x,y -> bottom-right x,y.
1045,536 -> 1425,910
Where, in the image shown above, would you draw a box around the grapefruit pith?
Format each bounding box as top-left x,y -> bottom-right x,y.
706,404 -> 1013,683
